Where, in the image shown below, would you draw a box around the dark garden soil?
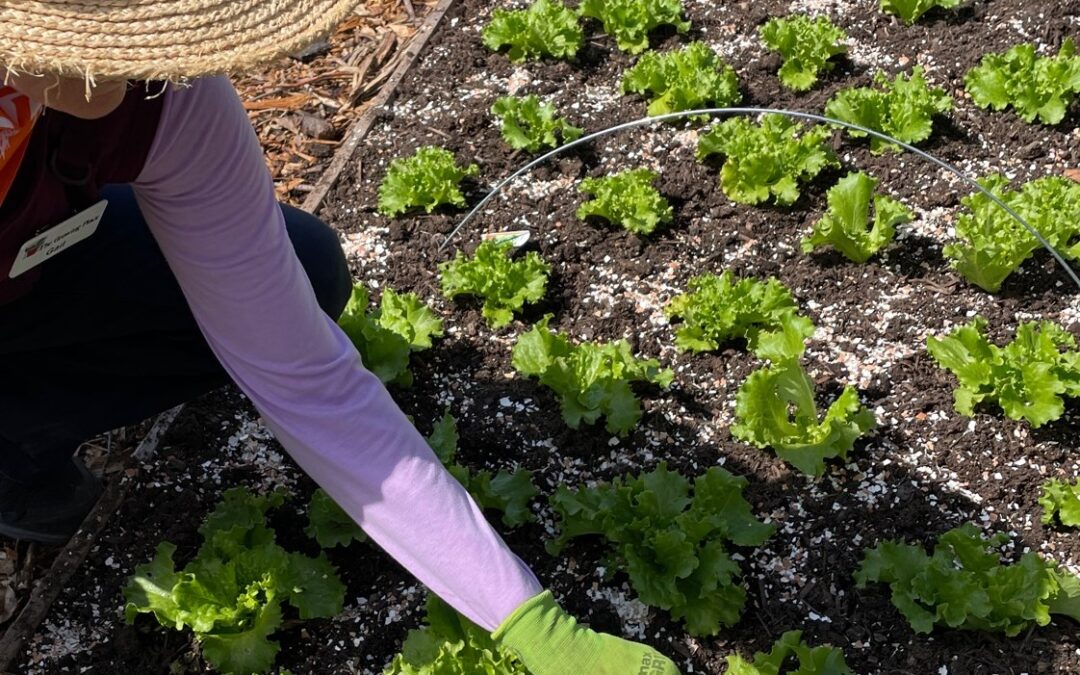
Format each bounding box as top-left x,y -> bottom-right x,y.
19,0 -> 1080,674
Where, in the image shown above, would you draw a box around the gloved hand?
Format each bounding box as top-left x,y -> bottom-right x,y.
492,590 -> 681,675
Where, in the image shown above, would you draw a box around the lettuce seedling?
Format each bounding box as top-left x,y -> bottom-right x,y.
377,146 -> 479,216
855,523 -> 1080,635
1040,478 -> 1080,528
549,463 -> 774,636
966,39 -> 1080,125
825,67 -> 953,153
926,316 -> 1080,427
482,0 -> 583,62
512,315 -> 674,435
696,114 -> 838,206
802,171 -> 912,263
385,594 -> 527,674
338,285 -> 444,387
576,167 -> 674,235
491,95 -> 582,153
440,239 -> 551,328
732,359 -> 875,476
621,42 -> 742,117
724,630 -> 852,675
880,0 -> 960,24
664,270 -> 815,360
579,0 -> 690,54
943,174 -> 1080,292
759,14 -> 848,92
123,488 -> 346,675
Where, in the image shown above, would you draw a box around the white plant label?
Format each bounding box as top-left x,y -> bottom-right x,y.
481,229 -> 531,249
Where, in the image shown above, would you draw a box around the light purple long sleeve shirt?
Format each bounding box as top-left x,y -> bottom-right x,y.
131,76 -> 543,630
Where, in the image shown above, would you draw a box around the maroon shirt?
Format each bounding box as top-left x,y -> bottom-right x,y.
0,84 -> 163,304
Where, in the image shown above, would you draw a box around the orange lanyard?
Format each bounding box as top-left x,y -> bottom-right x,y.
0,87 -> 40,207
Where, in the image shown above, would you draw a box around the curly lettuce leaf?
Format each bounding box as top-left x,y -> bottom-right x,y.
855,523 -> 1080,636
549,463 -> 774,636
124,488 -> 346,675
926,316 -> 1080,427
825,67 -> 953,153
440,240 -> 551,328
338,285 -> 444,386
697,114 -> 838,206
577,167 -> 674,235
802,171 -> 912,263
759,15 -> 848,92
1040,478 -> 1080,527
377,146 -> 479,216
664,270 -> 815,360
725,630 -> 852,675
579,0 -> 690,54
731,360 -> 875,476
880,0 -> 961,24
386,595 -> 528,674
966,39 -> 1080,125
943,173 -> 1080,292
491,95 -> 583,152
622,42 -> 741,117
512,315 -> 674,435
482,0 -> 583,62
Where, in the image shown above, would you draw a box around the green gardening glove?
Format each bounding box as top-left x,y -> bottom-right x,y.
492,590 -> 681,675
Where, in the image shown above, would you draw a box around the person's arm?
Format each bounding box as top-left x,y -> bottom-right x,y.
131,77 -> 681,674
131,76 -> 541,629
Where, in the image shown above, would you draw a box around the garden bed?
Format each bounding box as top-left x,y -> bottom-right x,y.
19,0 -> 1080,673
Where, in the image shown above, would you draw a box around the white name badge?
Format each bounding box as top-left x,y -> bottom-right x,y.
8,199 -> 108,279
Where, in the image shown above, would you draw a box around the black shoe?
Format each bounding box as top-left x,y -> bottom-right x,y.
0,457 -> 103,545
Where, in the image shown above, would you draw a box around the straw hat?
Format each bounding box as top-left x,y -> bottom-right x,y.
0,0 -> 365,82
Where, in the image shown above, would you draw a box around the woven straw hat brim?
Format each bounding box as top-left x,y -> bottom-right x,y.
0,0 -> 364,82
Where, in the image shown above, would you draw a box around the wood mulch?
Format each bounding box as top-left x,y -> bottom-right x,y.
233,0 -> 432,205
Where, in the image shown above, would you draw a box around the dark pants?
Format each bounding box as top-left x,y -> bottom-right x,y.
0,185 -> 351,481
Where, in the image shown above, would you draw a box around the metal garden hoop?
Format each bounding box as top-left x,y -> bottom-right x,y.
440,107 -> 1080,292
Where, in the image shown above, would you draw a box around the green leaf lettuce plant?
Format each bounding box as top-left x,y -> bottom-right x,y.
512,315 -> 674,435
579,0 -> 690,54
123,488 -> 346,675
942,174 -> 1080,292
427,412 -> 539,528
548,462 -> 775,636
825,67 -> 953,153
1040,478 -> 1080,528
491,95 -> 583,152
759,14 -> 848,92
621,42 -> 741,117
880,0 -> 961,25
966,39 -> 1080,125
732,359 -> 875,476
855,523 -> 1080,635
696,114 -> 838,206
926,316 -> 1080,428
724,630 -> 852,674
439,239 -> 551,328
338,285 -> 444,387
665,270 -> 815,360
377,146 -> 479,216
482,0 -> 583,62
385,594 -> 528,674
802,171 -> 912,263
576,167 -> 674,235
